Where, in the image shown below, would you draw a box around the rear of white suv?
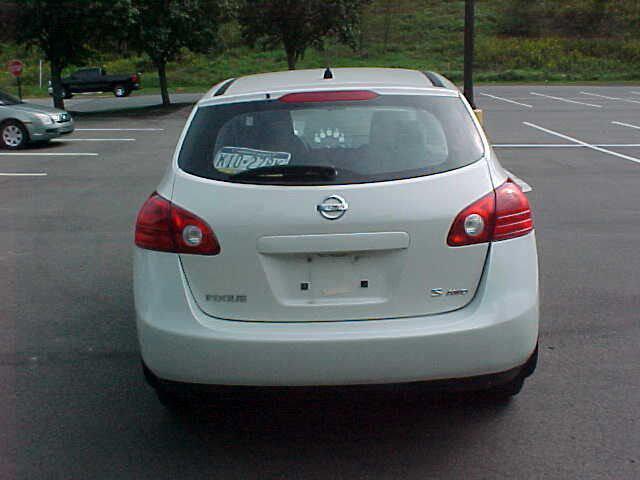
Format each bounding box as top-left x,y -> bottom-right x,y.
133,68 -> 538,407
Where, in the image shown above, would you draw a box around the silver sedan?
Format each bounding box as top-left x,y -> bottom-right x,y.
0,90 -> 74,149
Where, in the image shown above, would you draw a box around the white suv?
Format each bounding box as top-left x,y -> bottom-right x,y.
134,68 -> 538,408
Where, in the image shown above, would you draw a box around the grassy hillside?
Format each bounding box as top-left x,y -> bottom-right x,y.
2,0 -> 639,98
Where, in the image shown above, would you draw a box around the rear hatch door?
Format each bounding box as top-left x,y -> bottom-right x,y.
173,90 -> 491,322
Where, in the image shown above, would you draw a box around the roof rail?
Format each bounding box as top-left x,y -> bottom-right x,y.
422,71 -> 457,90
213,78 -> 236,96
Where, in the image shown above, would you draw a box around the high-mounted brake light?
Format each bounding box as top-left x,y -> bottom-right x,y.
279,90 -> 378,103
134,193 -> 220,255
447,180 -> 533,247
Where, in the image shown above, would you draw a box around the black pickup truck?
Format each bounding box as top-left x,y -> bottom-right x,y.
49,68 -> 141,98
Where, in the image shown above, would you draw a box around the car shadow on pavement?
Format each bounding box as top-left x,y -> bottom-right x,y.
70,103 -> 193,119
145,388 -> 515,477
14,355 -> 520,478
172,387 -> 513,429
21,140 -> 68,151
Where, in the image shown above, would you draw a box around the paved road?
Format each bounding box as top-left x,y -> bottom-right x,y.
2,85 -> 639,479
26,92 -> 202,113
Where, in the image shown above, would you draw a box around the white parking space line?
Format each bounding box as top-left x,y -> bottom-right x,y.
479,93 -> 532,108
580,91 -> 640,105
529,92 -> 602,108
51,138 -> 136,142
75,128 -> 164,132
0,172 -> 47,176
0,152 -> 98,156
523,121 -> 640,165
493,143 -> 640,148
631,91 -> 640,95
612,121 -> 640,131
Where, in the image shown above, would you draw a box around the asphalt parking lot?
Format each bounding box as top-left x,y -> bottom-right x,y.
2,85 -> 639,479
26,92 -> 201,113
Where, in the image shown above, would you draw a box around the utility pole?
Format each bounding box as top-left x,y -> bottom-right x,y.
463,0 -> 476,109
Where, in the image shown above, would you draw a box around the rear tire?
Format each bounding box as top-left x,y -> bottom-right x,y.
469,345 -> 538,403
114,85 -> 128,97
456,376 -> 525,405
479,376 -> 525,402
142,361 -> 196,414
156,387 -> 193,414
1,120 -> 29,149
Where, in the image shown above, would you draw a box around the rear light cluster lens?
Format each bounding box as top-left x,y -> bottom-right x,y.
131,74 -> 139,83
447,190 -> 495,246
493,181 -> 534,241
447,180 -> 533,247
279,90 -> 378,103
134,193 -> 220,255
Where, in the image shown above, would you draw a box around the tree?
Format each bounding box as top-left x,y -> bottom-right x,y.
15,0 -> 134,109
495,0 -> 544,37
363,0 -> 414,53
0,2 -> 19,44
237,0 -> 372,70
131,0 -> 226,106
495,0 -> 638,38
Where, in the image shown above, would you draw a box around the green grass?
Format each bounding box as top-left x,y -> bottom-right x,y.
2,0 -> 639,98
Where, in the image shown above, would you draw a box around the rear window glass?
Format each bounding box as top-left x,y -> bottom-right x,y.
178,95 -> 484,185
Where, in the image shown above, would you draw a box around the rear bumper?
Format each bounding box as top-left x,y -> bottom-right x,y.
144,346 -> 538,396
134,233 -> 539,386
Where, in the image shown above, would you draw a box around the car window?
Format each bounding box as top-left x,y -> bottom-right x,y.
179,94 -> 484,185
74,69 -> 98,78
0,90 -> 21,105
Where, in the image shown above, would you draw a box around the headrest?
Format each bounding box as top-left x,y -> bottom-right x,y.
369,110 -> 411,144
369,111 -> 426,153
223,110 -> 296,148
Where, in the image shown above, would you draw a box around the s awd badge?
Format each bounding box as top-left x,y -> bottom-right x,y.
430,288 -> 469,297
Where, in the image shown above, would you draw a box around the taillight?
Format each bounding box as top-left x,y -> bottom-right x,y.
493,181 -> 534,241
447,190 -> 496,246
134,193 -> 220,255
279,90 -> 378,103
131,74 -> 139,83
447,180 -> 533,247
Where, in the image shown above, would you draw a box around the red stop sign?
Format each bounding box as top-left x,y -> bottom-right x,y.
7,60 -> 24,77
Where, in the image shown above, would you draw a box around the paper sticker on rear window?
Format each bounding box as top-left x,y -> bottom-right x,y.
213,146 -> 291,173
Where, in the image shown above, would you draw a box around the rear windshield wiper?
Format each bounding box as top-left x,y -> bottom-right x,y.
231,165 -> 338,181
